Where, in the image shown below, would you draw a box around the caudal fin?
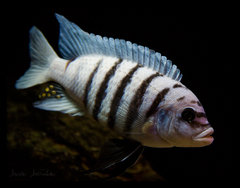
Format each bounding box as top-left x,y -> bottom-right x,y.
15,27 -> 58,89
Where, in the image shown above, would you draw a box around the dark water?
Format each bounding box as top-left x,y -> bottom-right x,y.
5,7 -> 232,183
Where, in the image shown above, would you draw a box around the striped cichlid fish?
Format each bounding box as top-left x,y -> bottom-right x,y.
16,14 -> 214,176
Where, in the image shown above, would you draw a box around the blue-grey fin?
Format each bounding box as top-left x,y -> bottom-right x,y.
34,82 -> 84,116
83,138 -> 144,178
55,13 -> 182,81
15,27 -> 58,89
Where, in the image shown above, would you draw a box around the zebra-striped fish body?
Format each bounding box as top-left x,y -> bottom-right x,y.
49,55 -> 179,143
16,14 -> 214,163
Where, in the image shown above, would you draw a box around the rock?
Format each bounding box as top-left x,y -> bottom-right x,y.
7,86 -> 162,182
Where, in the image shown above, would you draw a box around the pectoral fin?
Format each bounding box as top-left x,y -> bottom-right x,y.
85,138 -> 144,178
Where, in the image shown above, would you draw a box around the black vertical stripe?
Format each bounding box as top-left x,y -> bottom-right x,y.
146,87 -> 170,118
108,64 -> 139,128
124,73 -> 160,132
173,83 -> 183,88
177,96 -> 185,102
92,58 -> 123,120
83,59 -> 102,107
65,57 -> 77,71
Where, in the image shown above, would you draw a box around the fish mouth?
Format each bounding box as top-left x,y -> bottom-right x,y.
193,127 -> 214,144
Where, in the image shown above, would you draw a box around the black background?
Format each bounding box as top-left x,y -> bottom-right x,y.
5,7 -> 233,183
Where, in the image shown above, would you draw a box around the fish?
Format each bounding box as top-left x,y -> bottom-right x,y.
15,13 -> 214,176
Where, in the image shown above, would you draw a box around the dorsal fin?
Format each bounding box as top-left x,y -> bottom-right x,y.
55,13 -> 182,81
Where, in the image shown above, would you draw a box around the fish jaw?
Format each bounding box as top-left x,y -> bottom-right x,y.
192,127 -> 214,146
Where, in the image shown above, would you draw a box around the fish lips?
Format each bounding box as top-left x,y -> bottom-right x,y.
193,127 -> 214,145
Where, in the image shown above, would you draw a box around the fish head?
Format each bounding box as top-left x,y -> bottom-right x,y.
152,89 -> 214,147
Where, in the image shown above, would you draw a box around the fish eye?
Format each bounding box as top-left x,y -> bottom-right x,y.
181,108 -> 196,123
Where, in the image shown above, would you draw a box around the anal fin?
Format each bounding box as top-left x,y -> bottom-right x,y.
34,82 -> 84,116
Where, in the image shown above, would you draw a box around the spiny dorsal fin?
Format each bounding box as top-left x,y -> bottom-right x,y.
55,13 -> 182,81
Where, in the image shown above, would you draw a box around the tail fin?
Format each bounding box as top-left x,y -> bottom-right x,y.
15,27 -> 58,89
